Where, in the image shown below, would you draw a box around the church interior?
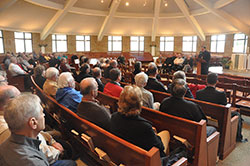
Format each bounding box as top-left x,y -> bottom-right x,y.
0,0 -> 250,165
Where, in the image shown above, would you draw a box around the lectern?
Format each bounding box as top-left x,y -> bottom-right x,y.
196,58 -> 202,75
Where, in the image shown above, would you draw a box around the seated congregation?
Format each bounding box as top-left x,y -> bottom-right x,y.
0,52 -> 248,166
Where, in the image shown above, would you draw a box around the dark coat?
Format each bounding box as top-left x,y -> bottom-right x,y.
159,96 -> 207,122
196,86 -> 227,105
110,112 -> 165,157
145,77 -> 168,93
95,77 -> 104,92
77,101 -> 111,131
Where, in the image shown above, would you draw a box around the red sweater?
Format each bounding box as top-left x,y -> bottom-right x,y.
104,82 -> 123,98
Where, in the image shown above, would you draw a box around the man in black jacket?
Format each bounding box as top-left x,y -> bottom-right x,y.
145,62 -> 168,93
196,73 -> 247,142
198,46 -> 210,75
160,79 -> 216,137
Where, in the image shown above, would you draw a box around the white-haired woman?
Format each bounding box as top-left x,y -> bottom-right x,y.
56,72 -> 82,113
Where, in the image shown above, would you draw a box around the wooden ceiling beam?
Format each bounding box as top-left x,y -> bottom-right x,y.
194,0 -> 250,35
151,0 -> 161,42
175,0 -> 205,41
40,0 -> 77,40
97,0 -> 121,41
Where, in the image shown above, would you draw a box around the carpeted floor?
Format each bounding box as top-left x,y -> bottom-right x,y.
217,115 -> 250,166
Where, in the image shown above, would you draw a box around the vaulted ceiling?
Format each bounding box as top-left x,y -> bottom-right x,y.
0,0 -> 249,41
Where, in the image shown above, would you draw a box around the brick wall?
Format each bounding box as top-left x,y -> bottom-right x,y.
0,29 -> 248,57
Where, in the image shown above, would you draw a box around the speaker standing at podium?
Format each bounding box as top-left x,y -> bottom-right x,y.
198,46 -> 211,75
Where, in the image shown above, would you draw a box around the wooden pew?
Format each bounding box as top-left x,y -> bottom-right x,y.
97,91 -> 220,166
149,90 -> 238,160
6,70 -> 26,92
30,76 -> 187,166
232,84 -> 250,116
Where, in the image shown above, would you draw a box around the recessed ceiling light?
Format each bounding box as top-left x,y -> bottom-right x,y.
101,0 -> 104,3
164,3 -> 168,7
125,2 -> 129,6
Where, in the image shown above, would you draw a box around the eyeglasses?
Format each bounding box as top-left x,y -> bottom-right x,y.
0,79 -> 7,83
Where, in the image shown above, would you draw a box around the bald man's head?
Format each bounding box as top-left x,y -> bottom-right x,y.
80,77 -> 98,97
0,85 -> 20,110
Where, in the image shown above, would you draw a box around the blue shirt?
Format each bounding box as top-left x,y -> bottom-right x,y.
56,87 -> 82,113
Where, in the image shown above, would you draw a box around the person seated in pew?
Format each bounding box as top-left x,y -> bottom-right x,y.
49,53 -> 60,68
8,56 -> 28,76
34,65 -> 46,89
167,71 -> 194,99
92,67 -> 104,92
0,86 -> 72,165
77,77 -> 111,131
56,72 -> 82,113
183,55 -> 193,73
104,60 -> 117,79
0,85 -> 20,144
0,94 -> 76,166
162,55 -> 176,73
110,85 -> 169,157
159,79 -> 216,137
173,53 -> 184,71
196,73 -> 247,142
104,68 -> 123,98
76,63 -> 92,83
135,72 -> 159,110
60,58 -> 71,72
133,61 -> 142,76
145,62 -> 168,93
43,67 -> 59,97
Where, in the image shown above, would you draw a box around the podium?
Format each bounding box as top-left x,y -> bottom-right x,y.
196,58 -> 202,75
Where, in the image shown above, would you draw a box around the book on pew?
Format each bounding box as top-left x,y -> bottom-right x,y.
81,133 -> 95,152
95,147 -> 115,165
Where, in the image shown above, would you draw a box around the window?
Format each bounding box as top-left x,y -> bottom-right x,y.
130,36 -> 144,51
14,32 -> 32,53
210,34 -> 225,53
0,30 -> 4,53
76,35 -> 90,52
233,33 -> 248,53
52,34 -> 67,52
160,36 -> 174,51
182,36 -> 197,52
108,36 -> 122,51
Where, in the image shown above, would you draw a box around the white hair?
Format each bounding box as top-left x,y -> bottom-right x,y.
135,72 -> 148,87
4,94 -> 41,132
58,72 -> 75,89
45,67 -> 59,79
148,62 -> 157,68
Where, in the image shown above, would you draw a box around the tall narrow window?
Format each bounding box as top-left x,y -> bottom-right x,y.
76,35 -> 90,52
0,30 -> 4,53
160,36 -> 174,51
130,36 -> 144,51
182,36 -> 197,52
210,34 -> 226,53
233,33 -> 248,53
108,36 -> 122,51
52,34 -> 67,52
14,32 -> 33,53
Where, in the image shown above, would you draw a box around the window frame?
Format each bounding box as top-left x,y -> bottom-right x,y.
182,36 -> 197,52
130,36 -> 144,52
0,30 -> 4,54
76,35 -> 90,52
108,36 -> 122,52
233,33 -> 248,54
160,36 -> 174,52
52,34 -> 68,53
210,34 -> 226,53
14,31 -> 33,53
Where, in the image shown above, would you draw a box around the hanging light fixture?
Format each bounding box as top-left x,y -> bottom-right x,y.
143,0 -> 147,7
164,0 -> 168,7
125,1 -> 129,6
101,0 -> 104,3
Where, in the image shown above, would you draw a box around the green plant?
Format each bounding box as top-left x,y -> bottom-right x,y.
221,57 -> 232,69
